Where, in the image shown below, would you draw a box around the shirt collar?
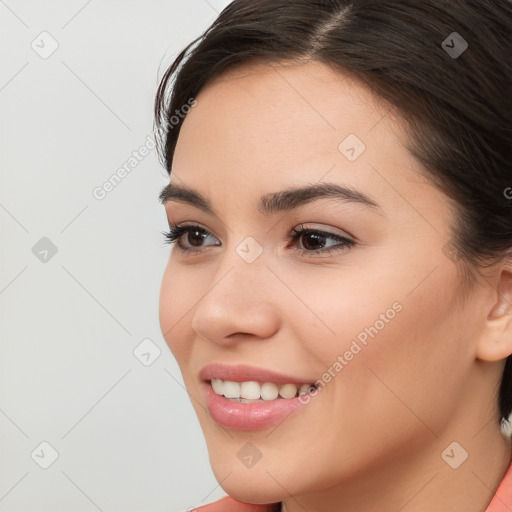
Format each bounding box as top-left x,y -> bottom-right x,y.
484,456 -> 512,512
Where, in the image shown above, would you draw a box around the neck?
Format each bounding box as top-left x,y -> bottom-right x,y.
282,422 -> 511,512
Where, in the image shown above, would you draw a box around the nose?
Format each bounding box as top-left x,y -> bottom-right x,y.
190,255 -> 280,346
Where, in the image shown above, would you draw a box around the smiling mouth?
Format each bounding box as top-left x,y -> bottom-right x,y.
209,378 -> 319,402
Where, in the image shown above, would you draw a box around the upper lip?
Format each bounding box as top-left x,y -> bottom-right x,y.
200,363 -> 314,385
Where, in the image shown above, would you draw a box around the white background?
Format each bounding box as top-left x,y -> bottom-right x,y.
0,1 -> 231,511
1,1 -> 511,511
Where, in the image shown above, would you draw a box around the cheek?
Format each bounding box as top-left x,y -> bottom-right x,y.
287,253 -> 467,428
159,261 -> 196,363
276,259 -> 409,366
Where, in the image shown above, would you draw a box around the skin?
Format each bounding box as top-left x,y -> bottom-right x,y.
159,60 -> 512,512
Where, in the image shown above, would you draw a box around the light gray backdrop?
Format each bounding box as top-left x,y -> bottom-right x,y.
1,2 -> 511,511
1,1 -> 232,511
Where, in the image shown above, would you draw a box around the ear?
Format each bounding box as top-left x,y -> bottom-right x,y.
476,259 -> 512,362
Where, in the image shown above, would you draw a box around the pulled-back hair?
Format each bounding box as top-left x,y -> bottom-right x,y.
154,0 -> 512,425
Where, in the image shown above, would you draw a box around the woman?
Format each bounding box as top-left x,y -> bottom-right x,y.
155,1 -> 512,511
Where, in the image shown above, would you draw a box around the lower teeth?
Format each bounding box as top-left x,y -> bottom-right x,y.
229,397 -> 278,402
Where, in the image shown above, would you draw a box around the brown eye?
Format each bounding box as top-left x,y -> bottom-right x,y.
299,231 -> 328,251
163,224 -> 220,252
289,224 -> 355,257
186,228 -> 208,247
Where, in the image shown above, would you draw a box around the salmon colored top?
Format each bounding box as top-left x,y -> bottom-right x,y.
193,457 -> 512,512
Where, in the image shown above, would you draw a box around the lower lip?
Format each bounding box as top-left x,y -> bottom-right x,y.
204,382 -> 308,431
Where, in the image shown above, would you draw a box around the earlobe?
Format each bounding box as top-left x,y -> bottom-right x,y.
476,265 -> 512,362
476,336 -> 512,362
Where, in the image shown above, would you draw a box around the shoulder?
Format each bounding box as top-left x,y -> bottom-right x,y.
484,454 -> 512,512
187,495 -> 280,512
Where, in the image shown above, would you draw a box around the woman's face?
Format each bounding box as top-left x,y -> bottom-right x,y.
159,61 -> 491,503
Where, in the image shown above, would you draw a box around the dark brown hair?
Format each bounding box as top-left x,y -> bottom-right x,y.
154,0 -> 512,425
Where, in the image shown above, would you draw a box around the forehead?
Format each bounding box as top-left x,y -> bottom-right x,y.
169,60 -> 449,228
178,60 -> 394,152
174,62 -> 400,172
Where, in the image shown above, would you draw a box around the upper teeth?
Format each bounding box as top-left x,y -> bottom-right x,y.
211,379 -> 315,401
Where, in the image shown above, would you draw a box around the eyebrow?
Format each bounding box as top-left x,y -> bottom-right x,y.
158,181 -> 382,216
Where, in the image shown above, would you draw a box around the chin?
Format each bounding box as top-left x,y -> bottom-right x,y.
210,441 -> 335,506
211,466 -> 285,505
203,439 -> 287,503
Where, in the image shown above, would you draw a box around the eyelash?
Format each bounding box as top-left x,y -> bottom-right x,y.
162,223 -> 356,257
